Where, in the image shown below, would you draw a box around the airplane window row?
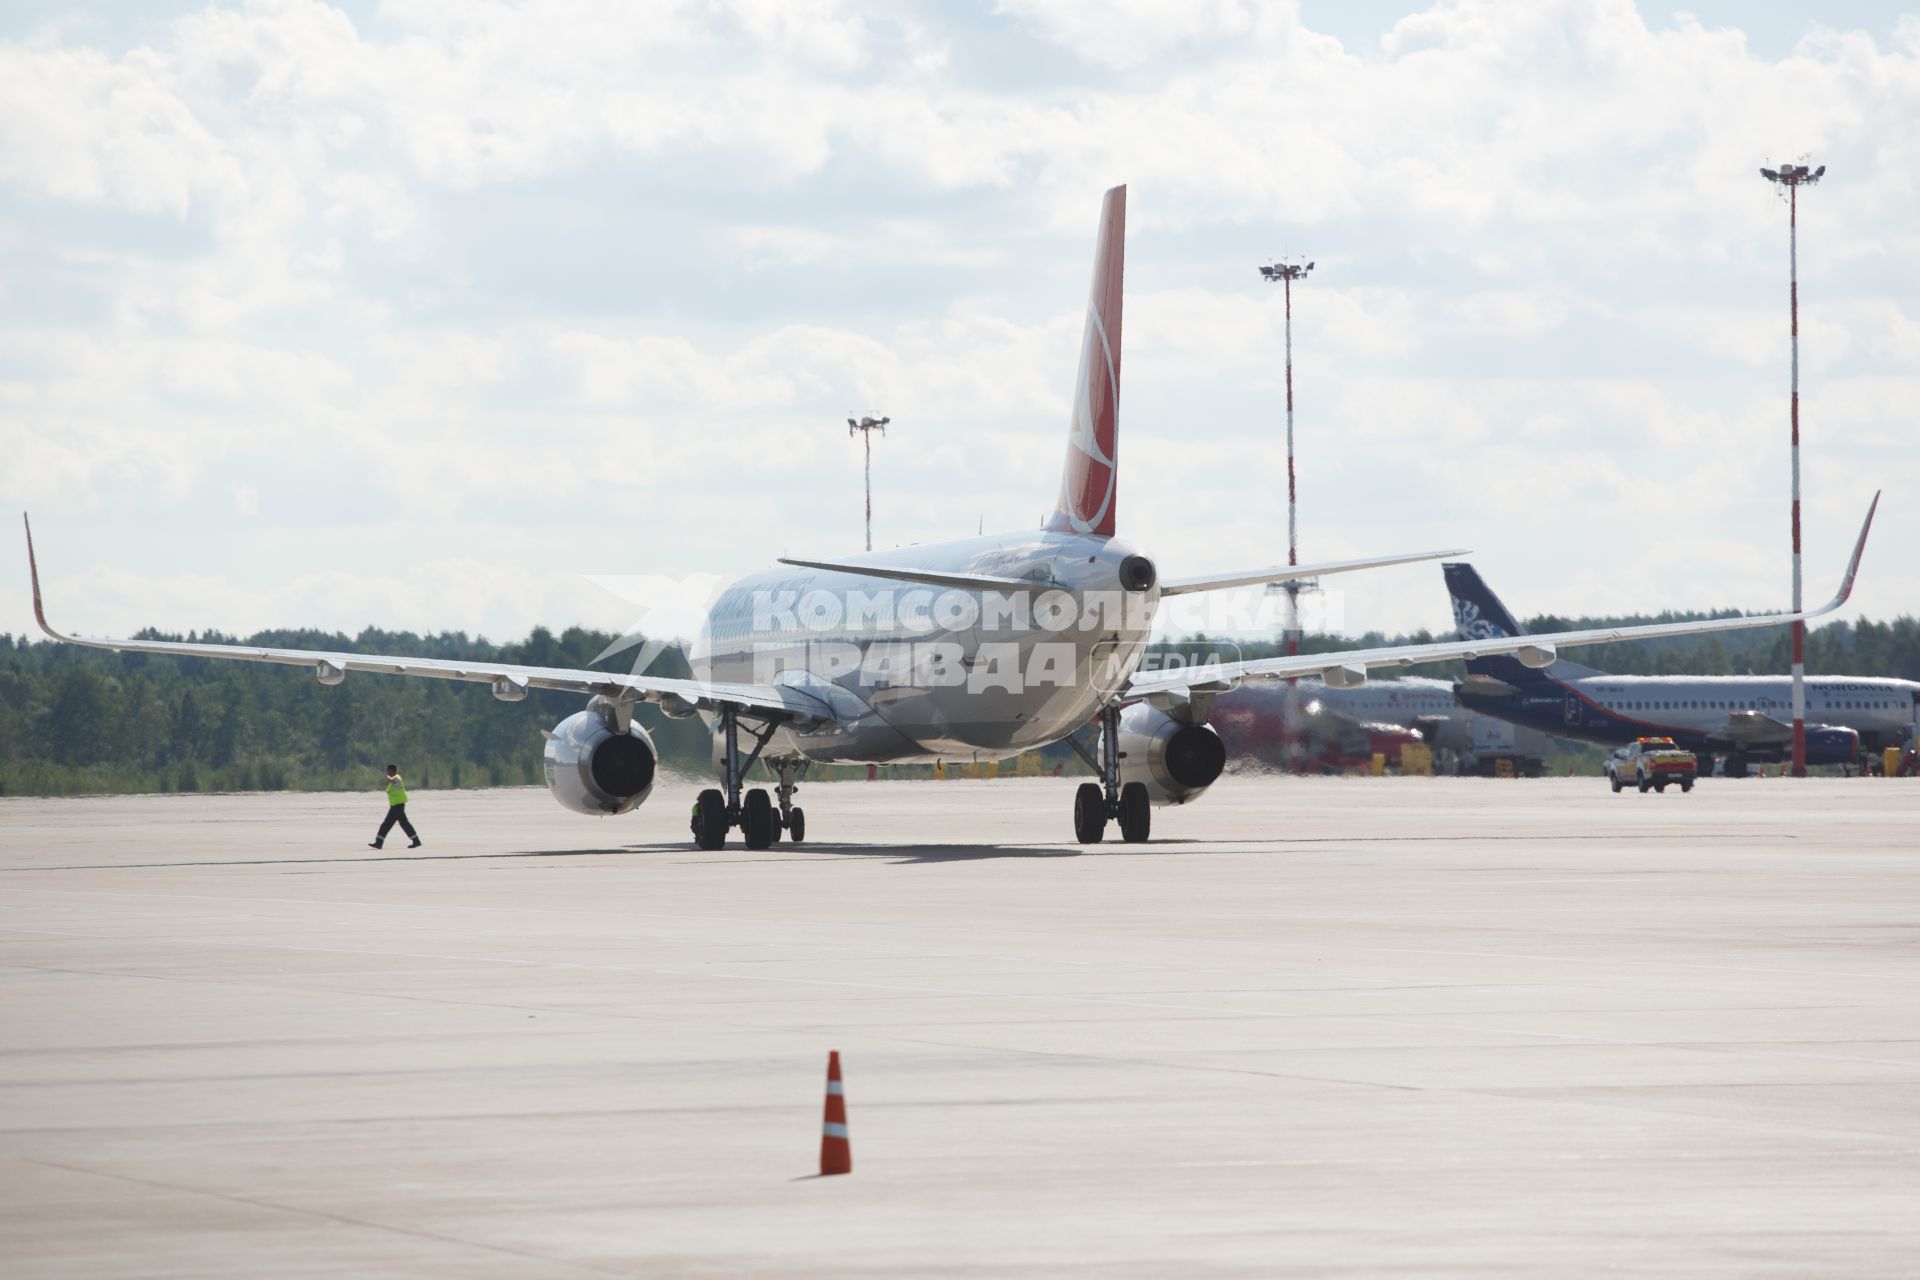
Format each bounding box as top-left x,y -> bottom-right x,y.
1614,697 -> 1897,713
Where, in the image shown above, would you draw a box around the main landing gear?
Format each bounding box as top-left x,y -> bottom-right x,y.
1068,704 -> 1152,844
691,706 -> 806,851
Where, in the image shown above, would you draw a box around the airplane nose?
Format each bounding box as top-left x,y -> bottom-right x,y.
1119,554 -> 1157,592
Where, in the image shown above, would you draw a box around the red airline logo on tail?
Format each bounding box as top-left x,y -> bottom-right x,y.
1050,184 -> 1124,537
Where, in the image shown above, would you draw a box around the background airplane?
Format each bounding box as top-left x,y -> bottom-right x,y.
1444,558 -> 1915,775
1211,677 -> 1554,776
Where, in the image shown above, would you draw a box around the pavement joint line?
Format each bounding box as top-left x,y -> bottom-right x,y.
1354,945 -> 1918,982
846,1030 -> 1920,1147
0,919 -> 1455,988
15,1156 -> 647,1278
5,942 -> 1914,1073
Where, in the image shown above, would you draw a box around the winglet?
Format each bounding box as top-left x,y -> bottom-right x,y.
22,513 -> 67,642
1807,490 -> 1879,619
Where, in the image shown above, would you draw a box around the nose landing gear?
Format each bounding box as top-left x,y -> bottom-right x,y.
689,706 -> 806,851
1066,704 -> 1152,844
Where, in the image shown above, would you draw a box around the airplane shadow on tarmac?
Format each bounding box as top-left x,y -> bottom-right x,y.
644,839 -> 1224,864
11,839 -> 1221,873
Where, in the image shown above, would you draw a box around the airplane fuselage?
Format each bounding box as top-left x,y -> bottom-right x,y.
688,529 -> 1160,764
1455,672 -> 1920,759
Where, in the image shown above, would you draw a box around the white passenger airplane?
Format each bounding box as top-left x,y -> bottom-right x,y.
1443,558 -> 1910,773
22,186 -> 1877,848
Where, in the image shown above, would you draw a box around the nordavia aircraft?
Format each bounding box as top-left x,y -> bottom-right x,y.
22,186 -> 1878,847
1444,559 -> 1910,774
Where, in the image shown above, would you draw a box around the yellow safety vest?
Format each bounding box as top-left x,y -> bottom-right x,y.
386,776 -> 408,805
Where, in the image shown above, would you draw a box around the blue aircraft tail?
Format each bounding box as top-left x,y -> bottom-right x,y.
1443,563 -> 1604,684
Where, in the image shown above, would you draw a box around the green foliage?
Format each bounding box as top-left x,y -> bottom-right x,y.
0,626 -> 711,797
2,611 -> 1916,798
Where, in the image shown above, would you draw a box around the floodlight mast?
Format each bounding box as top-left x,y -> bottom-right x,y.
1258,260 -> 1315,660
1758,161 -> 1824,777
847,415 -> 890,552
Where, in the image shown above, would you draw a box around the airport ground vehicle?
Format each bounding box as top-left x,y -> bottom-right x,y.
1606,737 -> 1697,793
21,187 -> 1877,848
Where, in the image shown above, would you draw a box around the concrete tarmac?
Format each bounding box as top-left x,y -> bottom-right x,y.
1,775 -> 1916,1276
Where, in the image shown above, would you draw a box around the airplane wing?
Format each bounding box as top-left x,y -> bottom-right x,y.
1158,548 -> 1469,596
1129,493 -> 1879,702
1711,710 -> 1795,749
23,517 -> 833,726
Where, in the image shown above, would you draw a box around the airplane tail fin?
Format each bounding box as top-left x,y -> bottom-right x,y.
1444,562 -> 1603,683
1046,184 -> 1124,537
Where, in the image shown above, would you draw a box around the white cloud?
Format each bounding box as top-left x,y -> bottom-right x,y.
1,0 -> 1916,649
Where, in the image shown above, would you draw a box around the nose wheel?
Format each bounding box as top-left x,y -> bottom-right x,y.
689,706 -> 807,850
1068,705 -> 1152,844
692,788 -> 728,850
1116,780 -> 1151,842
1073,782 -> 1106,843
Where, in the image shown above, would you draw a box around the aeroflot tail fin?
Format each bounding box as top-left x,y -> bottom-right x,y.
1443,562 -> 1604,683
1046,184 -> 1124,537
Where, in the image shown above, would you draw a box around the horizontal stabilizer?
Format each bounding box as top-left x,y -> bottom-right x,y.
1159,548 -> 1469,597
776,557 -> 1043,592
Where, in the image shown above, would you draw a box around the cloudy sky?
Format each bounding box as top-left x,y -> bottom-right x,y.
3,0 -> 1917,649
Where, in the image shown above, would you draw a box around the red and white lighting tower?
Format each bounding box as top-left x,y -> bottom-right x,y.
1759,160 -> 1824,777
1258,258 -> 1314,658
847,415 -> 890,552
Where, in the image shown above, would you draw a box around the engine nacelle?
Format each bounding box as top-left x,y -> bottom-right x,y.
1805,725 -> 1861,767
1110,703 -> 1227,806
1514,644 -> 1558,669
542,700 -> 659,816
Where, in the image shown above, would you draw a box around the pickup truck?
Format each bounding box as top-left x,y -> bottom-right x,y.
1606,737 -> 1696,794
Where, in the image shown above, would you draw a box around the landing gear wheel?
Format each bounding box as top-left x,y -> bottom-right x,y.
741,788 -> 776,850
1610,774 -> 1623,793
1117,781 -> 1151,843
787,806 -> 806,844
1072,782 -> 1107,844
692,787 -> 728,850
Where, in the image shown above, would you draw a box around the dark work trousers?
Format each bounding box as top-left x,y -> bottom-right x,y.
376,804 -> 418,842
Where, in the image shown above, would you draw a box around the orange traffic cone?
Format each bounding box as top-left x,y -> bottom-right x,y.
820,1051 -> 852,1176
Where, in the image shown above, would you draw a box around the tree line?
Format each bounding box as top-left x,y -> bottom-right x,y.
2,612 -> 1916,796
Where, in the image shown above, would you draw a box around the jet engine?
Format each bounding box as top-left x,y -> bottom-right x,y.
1804,725 -> 1861,767
1111,702 -> 1227,806
542,697 -> 659,816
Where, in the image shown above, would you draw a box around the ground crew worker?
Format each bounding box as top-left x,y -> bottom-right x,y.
370,764 -> 422,849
